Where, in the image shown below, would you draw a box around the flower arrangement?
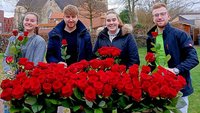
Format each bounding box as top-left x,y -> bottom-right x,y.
0,47 -> 186,113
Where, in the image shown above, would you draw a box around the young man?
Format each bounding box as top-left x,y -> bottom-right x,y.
46,4 -> 92,66
147,3 -> 199,113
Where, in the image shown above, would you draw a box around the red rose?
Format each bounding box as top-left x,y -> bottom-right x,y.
18,35 -> 24,41
129,64 -> 139,78
5,56 -> 14,64
1,79 -> 13,89
141,65 -> 151,74
77,79 -> 88,91
151,32 -> 158,38
145,52 -> 156,63
0,88 -> 13,101
12,85 -> 24,99
93,81 -> 104,95
132,88 -> 142,102
62,39 -> 67,46
148,84 -> 160,98
61,85 -> 73,97
12,30 -> 18,36
102,84 -> 112,98
30,78 -> 41,95
125,83 -> 133,96
18,58 -> 28,65
22,79 -> 31,93
23,31 -> 29,37
43,83 -> 52,94
24,62 -> 34,70
84,86 -> 96,101
53,81 -> 63,93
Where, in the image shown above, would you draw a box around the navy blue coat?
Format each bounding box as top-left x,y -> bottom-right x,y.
93,26 -> 140,67
147,23 -> 199,96
46,20 -> 92,63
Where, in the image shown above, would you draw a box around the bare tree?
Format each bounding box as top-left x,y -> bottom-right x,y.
78,0 -> 107,32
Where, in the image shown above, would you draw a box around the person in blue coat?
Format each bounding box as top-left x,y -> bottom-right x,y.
93,10 -> 140,68
147,3 -> 199,113
46,4 -> 92,66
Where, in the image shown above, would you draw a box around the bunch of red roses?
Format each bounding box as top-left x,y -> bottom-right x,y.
5,30 -> 29,77
0,47 -> 187,113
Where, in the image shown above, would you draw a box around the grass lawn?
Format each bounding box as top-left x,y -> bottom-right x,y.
0,46 -> 199,112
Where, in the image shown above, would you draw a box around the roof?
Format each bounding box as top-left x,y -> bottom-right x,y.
179,13 -> 200,20
55,0 -> 81,10
50,12 -> 63,19
16,0 -> 48,11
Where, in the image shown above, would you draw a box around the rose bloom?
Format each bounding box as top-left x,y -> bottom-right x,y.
151,32 -> 158,38
23,31 -> 29,37
12,85 -> 25,99
18,58 -> 28,65
145,52 -> 156,63
18,36 -> 24,41
12,30 -> 18,36
84,86 -> 96,101
62,39 -> 67,46
5,56 -> 14,64
102,84 -> 112,98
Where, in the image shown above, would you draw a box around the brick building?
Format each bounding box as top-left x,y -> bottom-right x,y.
4,17 -> 14,33
0,10 -> 4,33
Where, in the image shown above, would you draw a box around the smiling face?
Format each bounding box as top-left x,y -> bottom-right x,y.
64,14 -> 78,29
23,14 -> 38,32
152,7 -> 170,28
106,13 -> 120,34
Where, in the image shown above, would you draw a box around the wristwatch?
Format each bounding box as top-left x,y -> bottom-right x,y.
173,68 -> 180,75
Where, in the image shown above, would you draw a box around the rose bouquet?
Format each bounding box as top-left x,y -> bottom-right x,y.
0,47 -> 186,113
5,30 -> 29,78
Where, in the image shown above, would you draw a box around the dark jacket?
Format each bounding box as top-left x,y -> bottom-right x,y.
93,25 -> 140,67
46,20 -> 92,63
147,23 -> 199,96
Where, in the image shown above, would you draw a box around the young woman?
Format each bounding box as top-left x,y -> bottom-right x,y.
2,12 -> 46,113
2,12 -> 46,75
93,10 -> 140,67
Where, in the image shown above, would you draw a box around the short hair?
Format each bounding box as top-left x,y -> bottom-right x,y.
106,10 -> 123,28
152,2 -> 167,11
63,4 -> 79,16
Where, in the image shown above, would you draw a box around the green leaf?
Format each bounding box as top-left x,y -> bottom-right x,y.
84,107 -> 93,113
94,108 -> 103,113
86,99 -> 93,108
61,99 -> 70,108
150,47 -> 156,52
22,37 -> 28,45
118,96 -> 127,108
155,43 -> 161,50
165,54 -> 171,62
74,87 -> 84,101
31,104 -> 43,113
98,100 -> 106,107
25,96 -> 37,105
65,55 -> 71,59
72,105 -> 80,112
21,106 -> 33,113
112,109 -> 117,113
124,103 -> 133,109
9,106 -> 22,113
47,98 -> 60,105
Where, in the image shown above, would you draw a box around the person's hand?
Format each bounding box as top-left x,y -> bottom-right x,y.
58,62 -> 68,68
166,68 -> 175,74
6,70 -> 14,75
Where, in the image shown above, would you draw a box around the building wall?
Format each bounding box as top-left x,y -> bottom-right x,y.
4,17 -> 14,33
41,0 -> 62,23
0,10 -> 4,33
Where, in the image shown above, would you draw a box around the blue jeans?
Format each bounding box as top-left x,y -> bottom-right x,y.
4,105 -> 10,113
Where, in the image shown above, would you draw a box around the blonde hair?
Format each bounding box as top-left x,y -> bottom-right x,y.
63,4 -> 79,16
152,2 -> 167,11
106,10 -> 123,28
